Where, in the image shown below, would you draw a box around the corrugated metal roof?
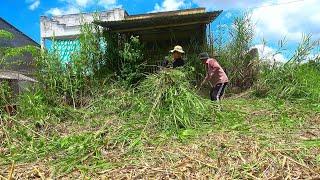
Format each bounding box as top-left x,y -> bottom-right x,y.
95,9 -> 222,32
0,17 -> 40,47
126,8 -> 206,21
0,71 -> 38,82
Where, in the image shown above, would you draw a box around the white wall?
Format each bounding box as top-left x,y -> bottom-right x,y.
40,8 -> 127,44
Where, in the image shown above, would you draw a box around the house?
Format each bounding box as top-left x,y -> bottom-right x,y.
95,8 -> 222,55
40,8 -> 222,62
40,8 -> 127,62
0,17 -> 40,76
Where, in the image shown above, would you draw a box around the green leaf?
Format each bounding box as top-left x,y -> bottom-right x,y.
0,30 -> 14,40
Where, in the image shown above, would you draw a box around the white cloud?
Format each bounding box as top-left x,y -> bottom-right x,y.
46,6 -> 80,16
68,0 -> 117,8
75,0 -> 91,7
225,12 -> 232,18
192,0 -> 320,44
252,44 -> 287,63
59,0 -> 92,7
252,0 -> 320,42
153,0 -> 186,12
192,0 -> 262,10
311,13 -> 320,24
45,0 -> 118,16
26,0 -> 40,10
98,0 -> 117,8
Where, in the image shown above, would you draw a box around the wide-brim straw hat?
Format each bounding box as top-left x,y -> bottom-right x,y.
170,45 -> 185,54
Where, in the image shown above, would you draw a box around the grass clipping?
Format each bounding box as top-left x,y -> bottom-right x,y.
137,69 -> 215,131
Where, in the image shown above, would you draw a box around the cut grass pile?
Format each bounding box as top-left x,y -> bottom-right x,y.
136,69 -> 214,130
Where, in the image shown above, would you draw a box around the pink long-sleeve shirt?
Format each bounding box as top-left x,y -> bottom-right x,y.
205,58 -> 229,86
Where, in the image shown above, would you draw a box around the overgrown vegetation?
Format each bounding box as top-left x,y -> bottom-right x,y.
0,14 -> 319,179
254,34 -> 320,101
0,81 -> 13,107
0,30 -> 38,110
215,15 -> 259,90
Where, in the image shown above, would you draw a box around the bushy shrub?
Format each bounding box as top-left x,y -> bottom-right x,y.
119,36 -> 146,87
35,51 -> 66,106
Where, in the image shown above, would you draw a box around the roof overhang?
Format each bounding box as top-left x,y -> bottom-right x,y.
95,8 -> 222,33
0,71 -> 38,82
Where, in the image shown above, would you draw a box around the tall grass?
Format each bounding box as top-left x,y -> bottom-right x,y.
254,34 -> 320,102
0,81 -> 13,107
214,15 -> 260,91
255,63 -> 320,100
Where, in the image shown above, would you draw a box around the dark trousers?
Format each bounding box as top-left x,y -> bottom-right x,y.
210,83 -> 228,101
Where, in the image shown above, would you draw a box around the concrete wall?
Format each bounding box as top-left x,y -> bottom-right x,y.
40,8 -> 127,44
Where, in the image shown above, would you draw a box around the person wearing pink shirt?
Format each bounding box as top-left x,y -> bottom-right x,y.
198,52 -> 229,101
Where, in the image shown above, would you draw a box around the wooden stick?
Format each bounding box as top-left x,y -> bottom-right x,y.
238,151 -> 247,164
280,154 -> 315,173
8,117 -> 48,140
177,149 -> 217,169
34,168 -> 45,180
0,174 -> 8,180
282,156 -> 287,169
246,173 -> 260,180
7,161 -> 14,180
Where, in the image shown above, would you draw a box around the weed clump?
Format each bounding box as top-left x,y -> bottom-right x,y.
136,69 -> 215,131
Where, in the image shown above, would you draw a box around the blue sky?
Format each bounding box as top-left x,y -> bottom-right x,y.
1,0 -> 319,61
